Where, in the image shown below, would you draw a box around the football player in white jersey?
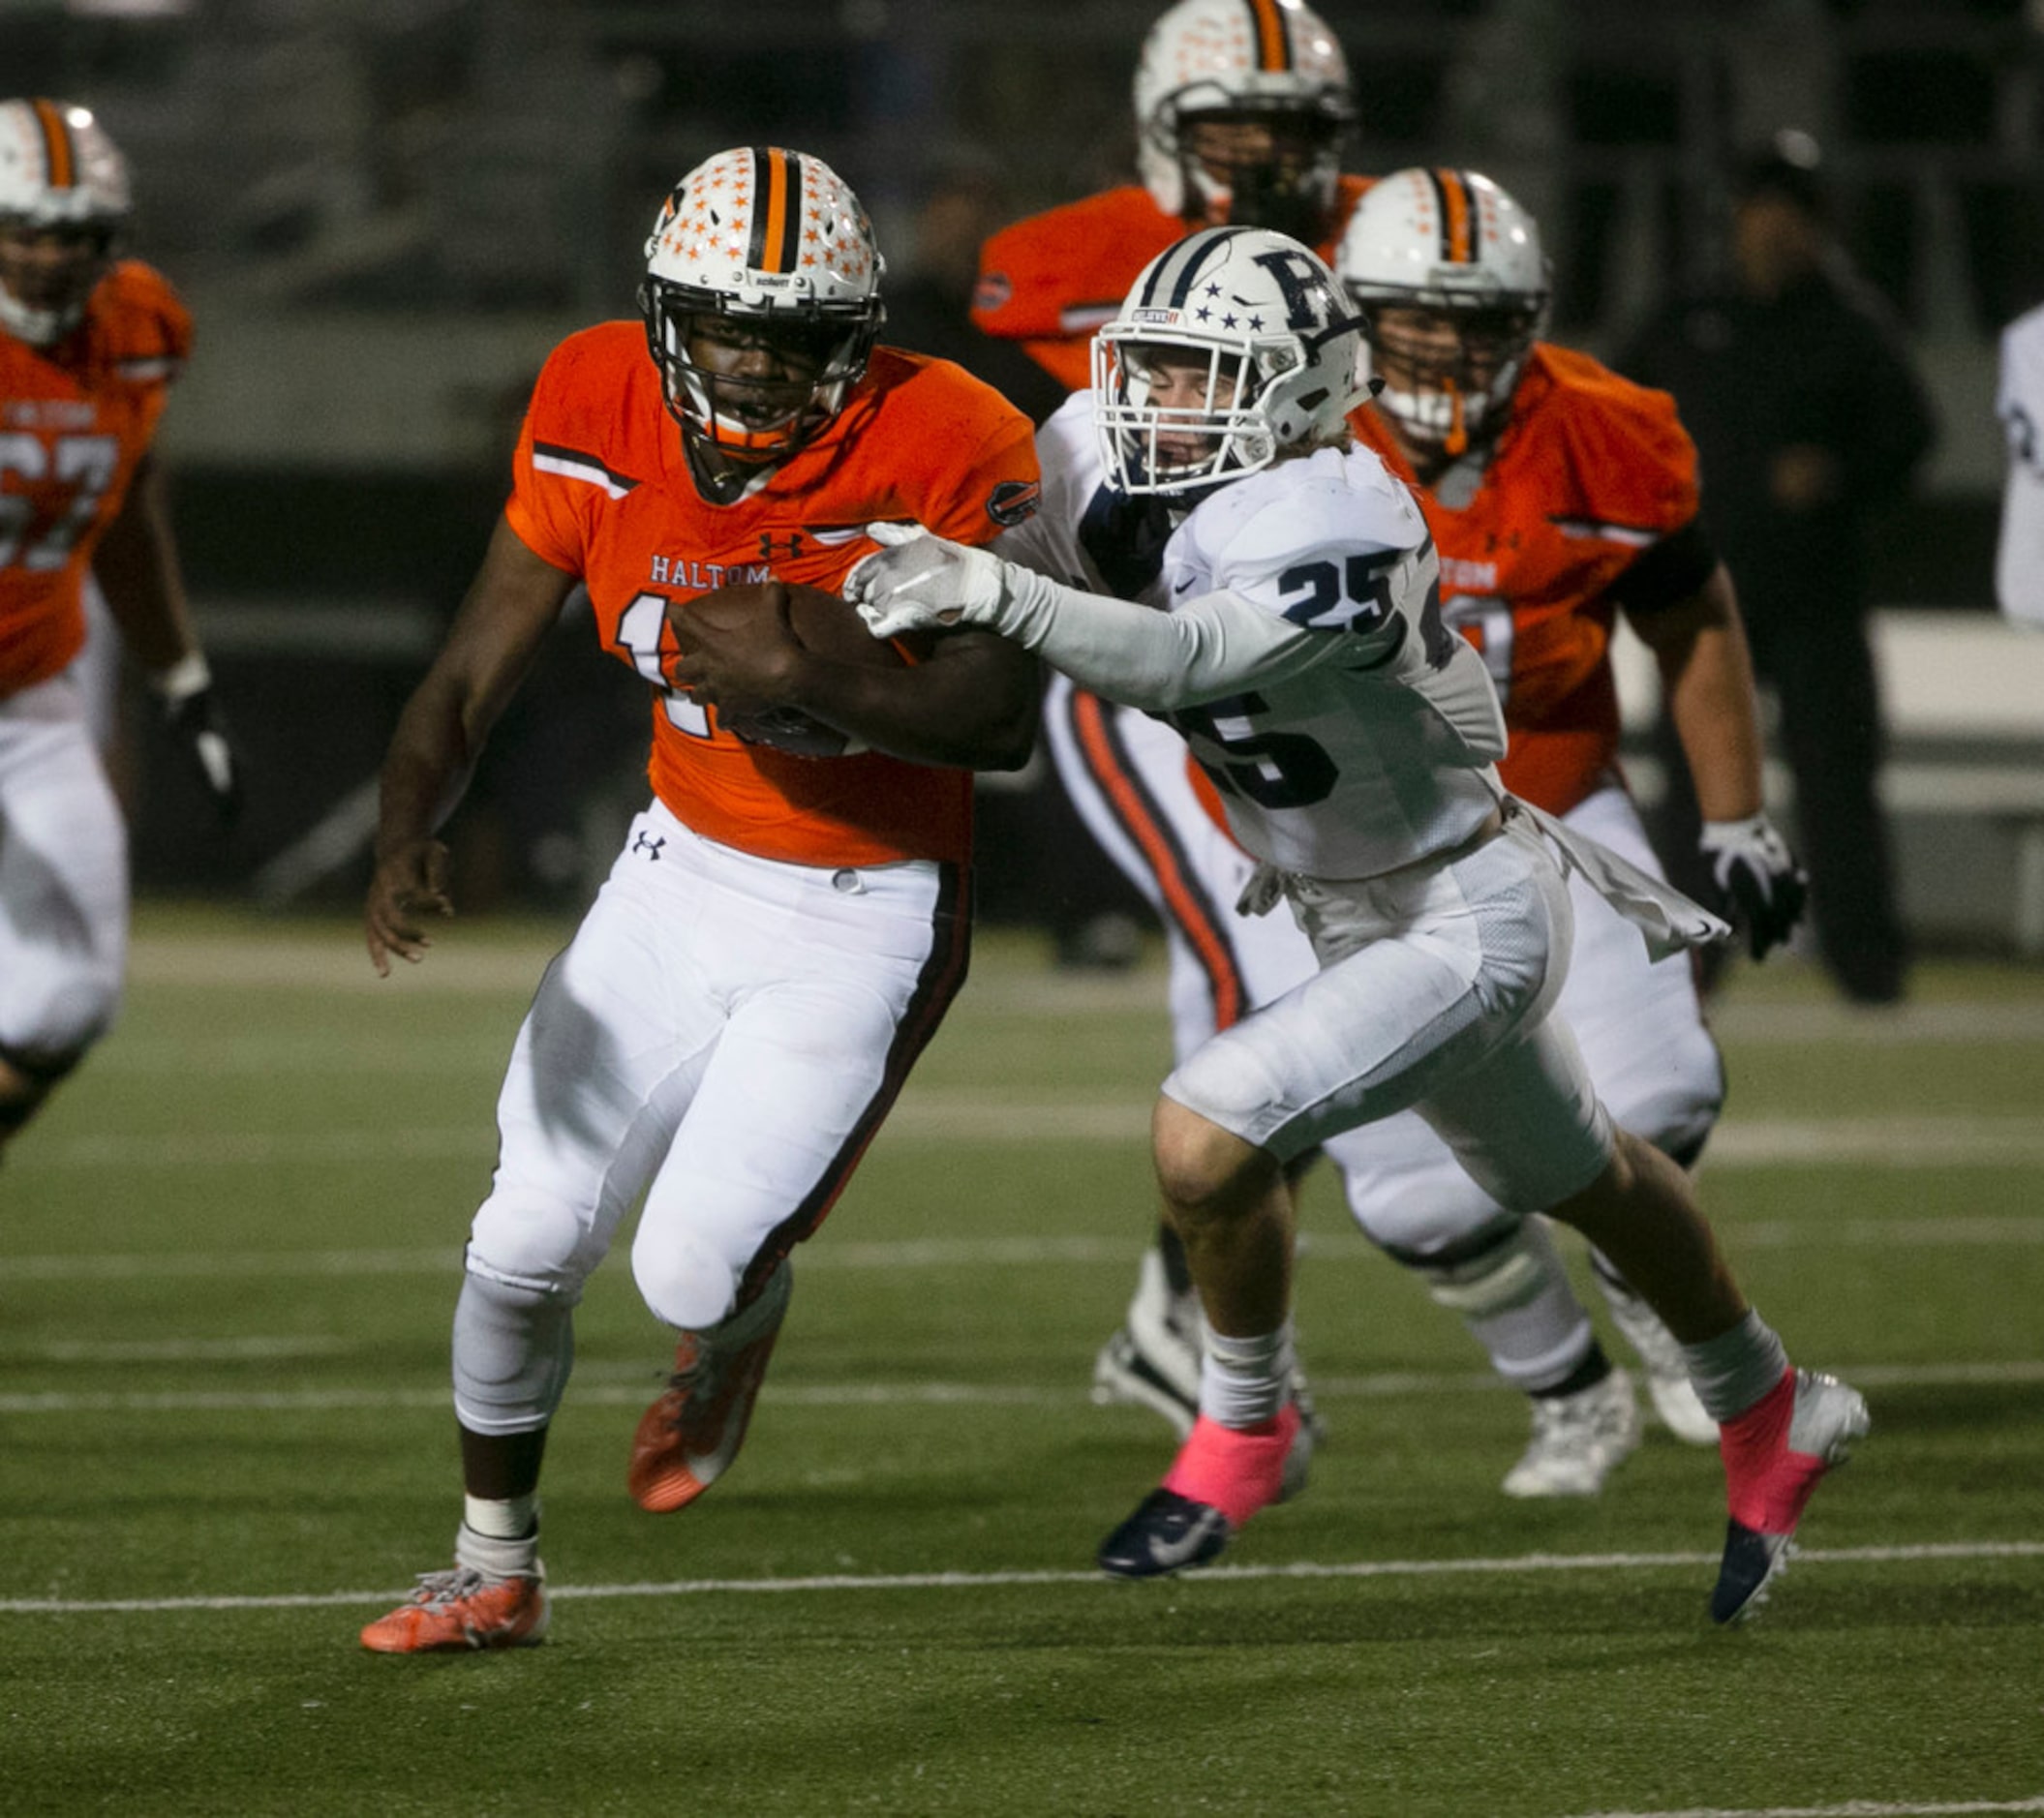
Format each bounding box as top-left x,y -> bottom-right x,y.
1995,300 -> 2044,630
1039,168 -> 1775,1503
847,227 -> 1869,1623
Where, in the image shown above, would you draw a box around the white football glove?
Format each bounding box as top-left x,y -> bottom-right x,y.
845,521 -> 1011,641
1697,813 -> 1807,959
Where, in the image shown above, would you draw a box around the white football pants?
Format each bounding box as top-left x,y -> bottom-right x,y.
1046,678 -> 1723,1249
0,672 -> 128,1076
455,799 -> 968,1435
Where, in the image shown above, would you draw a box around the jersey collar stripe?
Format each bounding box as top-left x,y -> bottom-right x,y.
747,147 -> 802,276
1059,303 -> 1122,334
1547,515 -> 1660,547
31,99 -> 76,190
1245,0 -> 1293,72
1426,168 -> 1476,266
531,442 -> 640,500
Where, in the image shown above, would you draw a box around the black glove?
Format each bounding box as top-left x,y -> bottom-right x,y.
152,655 -> 243,829
1697,813 -> 1806,959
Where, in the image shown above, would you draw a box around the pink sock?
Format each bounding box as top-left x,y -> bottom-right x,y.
1718,1367 -> 1815,1531
1162,1406 -> 1300,1529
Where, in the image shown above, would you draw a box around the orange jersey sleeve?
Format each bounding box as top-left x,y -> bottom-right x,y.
507,328 -> 1038,869
973,177 -> 1373,393
1350,345 -> 1700,814
0,259 -> 191,693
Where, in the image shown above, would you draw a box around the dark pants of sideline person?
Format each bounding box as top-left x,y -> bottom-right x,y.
1649,598 -> 1908,1006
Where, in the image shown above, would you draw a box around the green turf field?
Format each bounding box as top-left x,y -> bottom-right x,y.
4,905 -> 2042,1816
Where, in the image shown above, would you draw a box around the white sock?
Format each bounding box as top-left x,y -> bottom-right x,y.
1681,1310 -> 1789,1423
1197,1320 -> 1294,1428
463,1492 -> 538,1541
454,1518 -> 541,1581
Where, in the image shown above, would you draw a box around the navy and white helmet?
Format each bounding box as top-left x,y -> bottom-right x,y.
1092,226 -> 1368,498
1134,0 -> 1355,232
1336,167 -> 1551,457
0,98 -> 131,345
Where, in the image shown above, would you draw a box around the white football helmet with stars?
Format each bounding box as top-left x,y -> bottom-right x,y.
1092,225 -> 1368,498
1134,0 -> 1354,235
1336,167 -> 1551,461
0,97 -> 132,345
639,146 -> 884,463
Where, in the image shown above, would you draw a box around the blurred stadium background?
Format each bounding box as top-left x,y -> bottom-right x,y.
12,0 -> 2044,952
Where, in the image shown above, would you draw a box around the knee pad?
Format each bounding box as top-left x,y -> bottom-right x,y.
451,1263 -> 576,1435
467,1187 -> 604,1297
1403,1220 -> 1559,1318
630,1230 -> 744,1333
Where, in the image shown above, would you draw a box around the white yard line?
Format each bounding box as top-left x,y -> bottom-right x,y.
118,933 -> 2044,1043
1,1539 -> 2039,1618
10,1213 -> 2044,1285
3,1356 -> 2042,1415
17,1110 -> 2044,1168
1567,1800 -> 2044,1818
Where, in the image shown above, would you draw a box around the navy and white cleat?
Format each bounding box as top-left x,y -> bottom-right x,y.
1710,1368 -> 1870,1624
1097,1488 -> 1232,1581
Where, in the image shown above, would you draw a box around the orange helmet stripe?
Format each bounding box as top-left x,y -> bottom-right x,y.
749,147 -> 802,276
1427,168 -> 1477,265
1246,0 -> 1293,71
31,98 -> 76,191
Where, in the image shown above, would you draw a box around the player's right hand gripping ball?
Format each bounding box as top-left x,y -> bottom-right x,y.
668,582 -> 904,759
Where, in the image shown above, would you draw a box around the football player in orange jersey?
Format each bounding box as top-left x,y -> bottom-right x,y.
0,98 -> 238,1157
357,148 -> 1042,1654
1324,167 -> 1807,1473
972,0 -> 1364,392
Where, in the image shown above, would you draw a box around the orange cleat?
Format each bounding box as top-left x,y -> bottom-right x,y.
359,1566 -> 548,1653
628,1262 -> 793,1513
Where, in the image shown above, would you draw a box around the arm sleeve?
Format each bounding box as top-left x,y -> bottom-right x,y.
1606,517 -> 1720,616
993,567 -> 1340,710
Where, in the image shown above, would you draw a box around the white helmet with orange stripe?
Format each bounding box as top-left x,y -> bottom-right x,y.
639,145 -> 884,466
1335,167 -> 1551,464
1134,0 -> 1355,242
0,97 -> 132,345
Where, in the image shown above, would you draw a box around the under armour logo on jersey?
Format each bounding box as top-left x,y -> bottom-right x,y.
759,532 -> 804,561
631,832 -> 666,861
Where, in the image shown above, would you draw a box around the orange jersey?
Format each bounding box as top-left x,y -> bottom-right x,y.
972,177 -> 1373,391
0,259 -> 190,694
1347,344 -> 1701,814
505,325 -> 1038,870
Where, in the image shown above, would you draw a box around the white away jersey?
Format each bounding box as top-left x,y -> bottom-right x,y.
1996,303 -> 2044,629
999,394 -> 1507,879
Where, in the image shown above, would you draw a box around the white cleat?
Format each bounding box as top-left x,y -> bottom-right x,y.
1595,1268 -> 1720,1445
1502,1367 -> 1643,1499
1090,1250 -> 1202,1436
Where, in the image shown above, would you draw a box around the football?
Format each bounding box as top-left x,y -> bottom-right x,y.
666,582 -> 907,759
